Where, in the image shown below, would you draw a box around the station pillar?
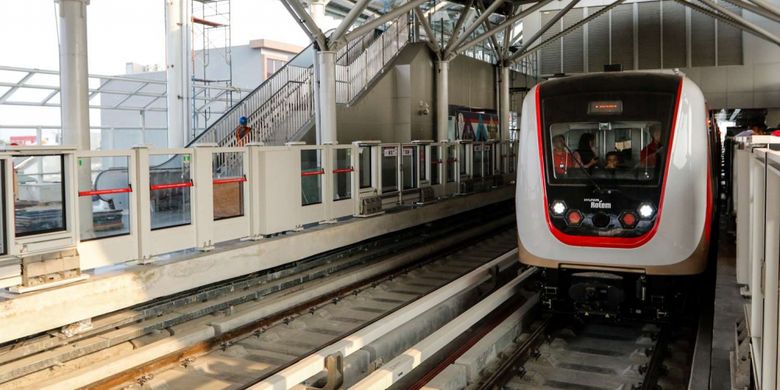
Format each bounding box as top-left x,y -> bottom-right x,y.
436,60 -> 449,142
316,51 -> 338,144
309,0 -> 329,28
165,0 -> 192,148
499,64 -> 511,141
56,0 -> 91,150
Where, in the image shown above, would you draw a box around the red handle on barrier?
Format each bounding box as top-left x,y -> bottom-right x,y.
431,159 -> 443,164
301,169 -> 325,177
78,187 -> 132,197
447,158 -> 458,163
332,168 -> 354,174
150,181 -> 193,191
213,177 -> 247,185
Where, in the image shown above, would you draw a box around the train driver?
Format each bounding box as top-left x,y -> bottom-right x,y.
552,135 -> 574,176
640,124 -> 663,167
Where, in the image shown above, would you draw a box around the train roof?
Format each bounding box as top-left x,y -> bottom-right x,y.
539,72 -> 683,96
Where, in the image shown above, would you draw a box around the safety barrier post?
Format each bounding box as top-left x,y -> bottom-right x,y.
193,145 -> 216,251
133,146 -> 153,262
245,142 -> 265,240
750,151 -> 767,377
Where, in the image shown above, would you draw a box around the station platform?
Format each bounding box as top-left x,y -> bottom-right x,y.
0,186 -> 514,344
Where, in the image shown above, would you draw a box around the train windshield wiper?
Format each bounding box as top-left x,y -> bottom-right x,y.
562,144 -> 604,193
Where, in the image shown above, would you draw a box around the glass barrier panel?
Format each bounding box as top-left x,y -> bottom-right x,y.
0,161 -> 4,254
446,145 -> 456,183
402,146 -> 416,190
301,149 -> 323,206
430,147 -> 441,185
14,155 -> 66,237
459,144 -> 468,175
213,152 -> 245,220
419,146 -> 427,182
381,146 -> 398,193
333,148 -> 352,201
473,144 -> 483,178
358,146 -> 372,189
78,156 -> 131,241
486,144 -> 494,176
150,154 -> 192,230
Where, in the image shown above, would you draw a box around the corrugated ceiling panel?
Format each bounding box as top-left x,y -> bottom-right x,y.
662,1 -> 687,68
717,1 -> 743,65
540,10 -> 562,74
638,1 -> 661,69
611,4 -> 634,70
692,7 -> 716,66
562,8 -> 584,73
587,6 -> 610,72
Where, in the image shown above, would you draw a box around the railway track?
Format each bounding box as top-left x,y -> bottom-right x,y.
463,317 -> 696,390
0,204 -> 521,389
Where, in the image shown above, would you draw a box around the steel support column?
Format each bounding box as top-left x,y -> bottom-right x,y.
316,51 -> 338,144
499,65 -> 511,141
164,0 -> 192,148
56,0 -> 90,150
436,61 -> 449,142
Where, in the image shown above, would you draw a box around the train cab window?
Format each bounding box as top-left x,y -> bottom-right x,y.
540,85 -> 677,187
547,122 -> 666,184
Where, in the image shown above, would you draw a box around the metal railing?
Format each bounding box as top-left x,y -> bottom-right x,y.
335,15 -> 411,104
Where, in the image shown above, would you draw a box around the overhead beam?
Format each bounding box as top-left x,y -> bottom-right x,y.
452,0 -> 553,60
340,0 -> 428,46
509,0 -> 625,63
682,0 -> 780,46
280,0 -> 327,49
501,9 -> 513,59
330,0 -> 372,43
748,0 -> 780,18
444,0 -> 506,59
721,0 -> 780,23
506,0 -> 580,63
414,7 -> 443,56
443,0 -> 475,54
476,2 -> 504,61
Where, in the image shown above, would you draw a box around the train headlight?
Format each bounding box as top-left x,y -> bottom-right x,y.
551,201 -> 567,216
638,203 -> 655,219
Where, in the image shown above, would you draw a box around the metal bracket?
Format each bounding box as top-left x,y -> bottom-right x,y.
322,353 -> 344,390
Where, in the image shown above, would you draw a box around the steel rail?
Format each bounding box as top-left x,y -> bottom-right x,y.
250,249 -> 520,390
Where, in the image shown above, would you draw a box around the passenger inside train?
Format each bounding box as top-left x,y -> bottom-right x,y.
547,121 -> 667,182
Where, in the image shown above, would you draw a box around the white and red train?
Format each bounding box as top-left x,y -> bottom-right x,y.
516,72 -> 719,318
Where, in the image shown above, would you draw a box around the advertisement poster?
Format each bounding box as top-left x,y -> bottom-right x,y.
450,108 -> 498,141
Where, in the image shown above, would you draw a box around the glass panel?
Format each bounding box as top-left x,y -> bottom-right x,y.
78,156 -> 131,241
14,155 -> 66,237
473,144 -> 483,178
359,146 -> 372,189
213,152 -> 245,220
381,146 -> 398,193
301,149 -> 322,206
430,146 -> 441,185
419,146 -> 427,182
459,144 -> 468,176
446,145 -> 456,183
486,144 -> 494,175
334,148 -> 352,201
150,154 -> 192,230
0,161 -> 4,254
402,146 -> 416,190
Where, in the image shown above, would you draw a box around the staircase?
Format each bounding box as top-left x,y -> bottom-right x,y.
188,15 -> 411,149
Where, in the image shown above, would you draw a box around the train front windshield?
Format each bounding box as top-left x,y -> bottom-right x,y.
541,91 -> 677,187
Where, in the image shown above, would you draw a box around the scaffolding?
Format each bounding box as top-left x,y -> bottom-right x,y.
191,0 -> 234,138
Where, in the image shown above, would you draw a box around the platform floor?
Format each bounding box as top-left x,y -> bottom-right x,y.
711,232 -> 743,390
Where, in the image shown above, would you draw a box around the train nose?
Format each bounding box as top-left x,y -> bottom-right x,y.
591,212 -> 611,228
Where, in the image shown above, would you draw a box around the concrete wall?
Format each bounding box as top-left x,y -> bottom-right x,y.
336,43 -> 506,143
